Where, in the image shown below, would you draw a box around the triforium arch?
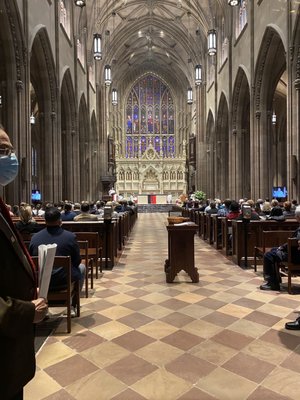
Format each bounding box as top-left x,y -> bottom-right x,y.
253,26 -> 287,200
115,73 -> 187,198
215,93 -> 229,200
61,68 -> 77,201
231,66 -> 251,200
30,26 -> 57,203
290,5 -> 300,199
205,110 -> 215,198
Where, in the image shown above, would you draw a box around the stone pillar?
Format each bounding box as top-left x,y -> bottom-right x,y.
252,111 -> 261,199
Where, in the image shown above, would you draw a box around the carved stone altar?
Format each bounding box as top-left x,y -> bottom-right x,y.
115,144 -> 187,198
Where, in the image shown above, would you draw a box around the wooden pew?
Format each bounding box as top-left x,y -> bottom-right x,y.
253,230 -> 294,272
62,221 -> 114,269
201,212 -> 207,241
205,214 -> 216,244
212,215 -> 222,249
281,238 -> 300,294
219,218 -> 233,256
231,219 -> 299,267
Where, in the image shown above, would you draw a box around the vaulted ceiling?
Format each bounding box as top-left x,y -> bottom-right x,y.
85,0 -> 229,91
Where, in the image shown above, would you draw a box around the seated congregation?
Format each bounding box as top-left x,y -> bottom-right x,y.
182,196 -> 300,329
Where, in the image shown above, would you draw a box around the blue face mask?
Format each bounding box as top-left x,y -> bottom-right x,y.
0,153 -> 19,186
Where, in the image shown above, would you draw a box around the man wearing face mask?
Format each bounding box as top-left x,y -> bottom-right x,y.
0,124 -> 48,400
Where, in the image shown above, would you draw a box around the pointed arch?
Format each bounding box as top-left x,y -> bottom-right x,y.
30,26 -> 58,201
216,93 -> 229,198
78,94 -> 90,200
90,111 -> 99,199
290,4 -> 300,197
61,68 -> 77,200
253,26 -> 287,199
231,67 -> 251,198
205,110 -> 215,198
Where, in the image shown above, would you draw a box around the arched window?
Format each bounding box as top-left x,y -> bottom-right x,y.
125,74 -> 175,158
220,18 -> 228,66
60,0 -> 71,38
235,0 -> 248,38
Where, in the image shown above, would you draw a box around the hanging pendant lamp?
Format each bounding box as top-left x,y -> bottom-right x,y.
195,65 -> 202,86
105,65 -> 112,86
207,29 -> 217,56
74,0 -> 86,7
187,88 -> 193,105
112,88 -> 118,105
93,33 -> 102,60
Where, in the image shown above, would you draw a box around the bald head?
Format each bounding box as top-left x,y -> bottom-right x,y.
0,127 -> 13,150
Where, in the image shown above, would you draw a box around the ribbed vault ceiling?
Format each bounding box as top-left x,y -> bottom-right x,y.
86,0 -> 227,91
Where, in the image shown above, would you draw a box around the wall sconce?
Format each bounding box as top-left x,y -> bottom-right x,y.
105,65 -> 112,86
187,87 -> 193,105
30,113 -> 35,125
207,29 -> 217,56
74,0 -> 86,6
112,88 -> 118,106
228,0 -> 240,5
195,65 -> 202,86
93,33 -> 102,60
0,95 -> 2,107
272,111 -> 277,125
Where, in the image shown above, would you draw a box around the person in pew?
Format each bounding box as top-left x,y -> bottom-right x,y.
205,201 -> 218,215
60,202 -> 77,221
282,201 -> 295,219
15,204 -> 41,235
95,200 -> 105,216
262,200 -> 272,216
227,201 -> 241,220
73,202 -> 81,215
73,202 -> 99,221
266,204 -> 285,221
254,202 -> 266,219
0,125 -> 48,400
260,205 -> 300,291
217,199 -> 232,217
29,207 -> 85,316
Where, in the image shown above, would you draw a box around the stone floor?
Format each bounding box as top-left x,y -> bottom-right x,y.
25,213 -> 300,400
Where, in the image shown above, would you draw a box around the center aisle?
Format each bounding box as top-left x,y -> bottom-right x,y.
25,213 -> 300,400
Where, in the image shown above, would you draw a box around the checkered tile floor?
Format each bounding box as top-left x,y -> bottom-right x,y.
25,213 -> 300,400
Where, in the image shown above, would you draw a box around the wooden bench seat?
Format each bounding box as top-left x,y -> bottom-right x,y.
254,230 -> 294,272
280,238 -> 300,294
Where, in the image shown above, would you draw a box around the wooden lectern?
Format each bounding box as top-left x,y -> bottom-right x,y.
164,223 -> 199,283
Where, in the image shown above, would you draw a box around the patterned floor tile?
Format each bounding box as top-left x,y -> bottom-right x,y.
24,213 -> 300,400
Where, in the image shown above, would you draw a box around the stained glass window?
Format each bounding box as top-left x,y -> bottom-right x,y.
125,74 -> 175,158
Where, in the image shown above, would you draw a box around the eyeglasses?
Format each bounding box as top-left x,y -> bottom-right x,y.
0,147 -> 14,156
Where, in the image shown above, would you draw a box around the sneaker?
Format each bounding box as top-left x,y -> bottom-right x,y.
63,306 -> 76,318
70,306 -> 76,318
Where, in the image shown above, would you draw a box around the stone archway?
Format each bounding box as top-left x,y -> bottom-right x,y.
216,93 -> 229,199
205,110 -> 215,198
253,26 -> 287,199
231,67 -> 251,199
61,69 -> 77,201
30,27 -> 57,202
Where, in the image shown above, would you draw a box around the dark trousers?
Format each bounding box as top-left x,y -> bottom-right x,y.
263,247 -> 287,284
10,389 -> 23,400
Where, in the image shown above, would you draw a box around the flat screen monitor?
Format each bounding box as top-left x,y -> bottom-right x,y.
272,186 -> 287,199
31,190 -> 41,202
